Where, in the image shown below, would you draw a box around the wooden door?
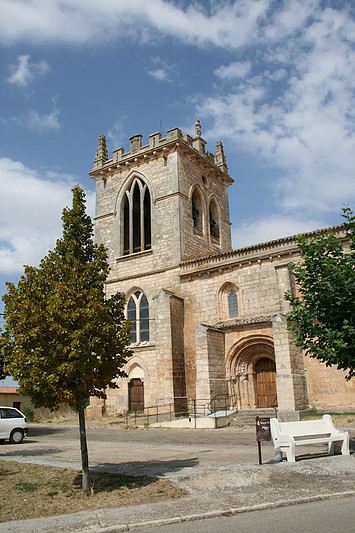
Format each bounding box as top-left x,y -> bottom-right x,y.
128,378 -> 144,412
255,358 -> 277,408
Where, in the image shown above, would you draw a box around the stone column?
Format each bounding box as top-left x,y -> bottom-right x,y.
194,324 -> 227,404
272,314 -> 309,420
154,289 -> 186,411
170,294 -> 187,413
275,263 -> 293,313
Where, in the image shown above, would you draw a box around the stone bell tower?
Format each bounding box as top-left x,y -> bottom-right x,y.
90,120 -> 234,282
88,121 -> 234,415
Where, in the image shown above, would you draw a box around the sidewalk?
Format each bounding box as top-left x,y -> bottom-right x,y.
1,426 -> 354,533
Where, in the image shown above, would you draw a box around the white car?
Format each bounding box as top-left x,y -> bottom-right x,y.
0,407 -> 28,444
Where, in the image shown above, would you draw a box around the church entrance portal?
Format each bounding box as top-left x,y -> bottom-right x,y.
128,378 -> 144,412
255,358 -> 277,408
228,336 -> 278,410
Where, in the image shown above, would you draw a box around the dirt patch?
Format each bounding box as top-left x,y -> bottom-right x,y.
0,461 -> 186,522
30,406 -> 145,429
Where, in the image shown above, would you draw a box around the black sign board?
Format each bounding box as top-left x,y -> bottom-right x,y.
256,417 -> 271,465
256,416 -> 271,441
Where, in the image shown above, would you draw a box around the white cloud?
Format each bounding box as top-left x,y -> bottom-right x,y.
27,109 -> 60,131
146,57 -> 176,82
200,3 -> 355,218
1,1 -> 354,250
0,158 -> 95,274
148,68 -> 170,82
3,99 -> 60,132
0,0 -> 270,48
232,214 -> 326,250
215,62 -> 251,79
106,120 -> 126,152
0,0 -> 351,63
7,54 -> 49,87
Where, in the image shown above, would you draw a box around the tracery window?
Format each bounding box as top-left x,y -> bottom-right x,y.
127,291 -> 149,344
123,177 -> 151,255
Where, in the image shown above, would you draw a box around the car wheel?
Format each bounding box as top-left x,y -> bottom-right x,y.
10,429 -> 24,444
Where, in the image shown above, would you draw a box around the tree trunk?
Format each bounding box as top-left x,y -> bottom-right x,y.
77,398 -> 91,495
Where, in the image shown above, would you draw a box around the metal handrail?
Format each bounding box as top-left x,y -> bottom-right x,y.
126,393 -> 238,428
206,393 -> 238,415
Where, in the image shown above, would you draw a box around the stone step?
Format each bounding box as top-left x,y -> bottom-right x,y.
230,409 -> 277,426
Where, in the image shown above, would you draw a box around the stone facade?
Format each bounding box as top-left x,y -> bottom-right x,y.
89,121 -> 354,421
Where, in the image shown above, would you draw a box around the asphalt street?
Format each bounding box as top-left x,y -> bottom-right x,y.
0,423 -> 354,533
136,495 -> 355,533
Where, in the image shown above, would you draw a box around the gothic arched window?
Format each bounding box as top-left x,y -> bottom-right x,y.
228,290 -> 239,318
123,177 -> 151,255
209,198 -> 220,240
218,283 -> 240,320
191,188 -> 203,231
127,291 -> 150,344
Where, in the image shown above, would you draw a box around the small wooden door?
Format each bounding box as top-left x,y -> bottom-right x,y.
255,358 -> 277,408
128,378 -> 144,412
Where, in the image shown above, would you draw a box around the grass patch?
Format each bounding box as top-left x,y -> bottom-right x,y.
303,412 -> 355,427
0,461 -> 186,523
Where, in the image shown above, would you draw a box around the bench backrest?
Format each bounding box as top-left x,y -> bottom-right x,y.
271,415 -> 335,438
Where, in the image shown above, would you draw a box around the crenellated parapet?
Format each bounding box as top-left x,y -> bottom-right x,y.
90,120 -> 232,184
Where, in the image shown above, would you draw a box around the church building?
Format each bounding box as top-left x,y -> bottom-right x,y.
89,121 -> 354,421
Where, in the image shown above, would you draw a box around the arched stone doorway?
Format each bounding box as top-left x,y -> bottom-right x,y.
227,336 -> 277,410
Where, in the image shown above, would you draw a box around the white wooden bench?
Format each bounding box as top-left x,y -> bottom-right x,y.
270,415 -> 350,462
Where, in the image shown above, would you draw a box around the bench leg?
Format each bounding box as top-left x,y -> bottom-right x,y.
341,433 -> 350,456
284,442 -> 296,463
328,441 -> 336,455
328,435 -> 350,456
274,447 -> 283,462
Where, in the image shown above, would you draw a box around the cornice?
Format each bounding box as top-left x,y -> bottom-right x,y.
179,224 -> 347,280
214,314 -> 277,329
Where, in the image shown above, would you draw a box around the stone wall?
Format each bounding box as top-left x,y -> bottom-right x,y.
304,355 -> 355,410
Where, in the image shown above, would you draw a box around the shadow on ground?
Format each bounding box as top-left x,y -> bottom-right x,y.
72,470 -> 178,494
28,426 -> 73,437
0,446 -> 67,457
90,457 -> 199,478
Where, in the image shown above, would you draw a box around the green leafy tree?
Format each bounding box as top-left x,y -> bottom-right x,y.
1,186 -> 131,494
285,206 -> 355,380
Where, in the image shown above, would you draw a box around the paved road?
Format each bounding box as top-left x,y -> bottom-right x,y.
137,496 -> 355,533
0,424 -> 354,533
1,424 -> 277,474
28,423 -> 262,445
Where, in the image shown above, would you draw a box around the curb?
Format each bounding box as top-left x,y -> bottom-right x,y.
93,491 -> 355,532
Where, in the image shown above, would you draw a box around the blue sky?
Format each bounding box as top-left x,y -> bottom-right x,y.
1,0 -> 355,321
